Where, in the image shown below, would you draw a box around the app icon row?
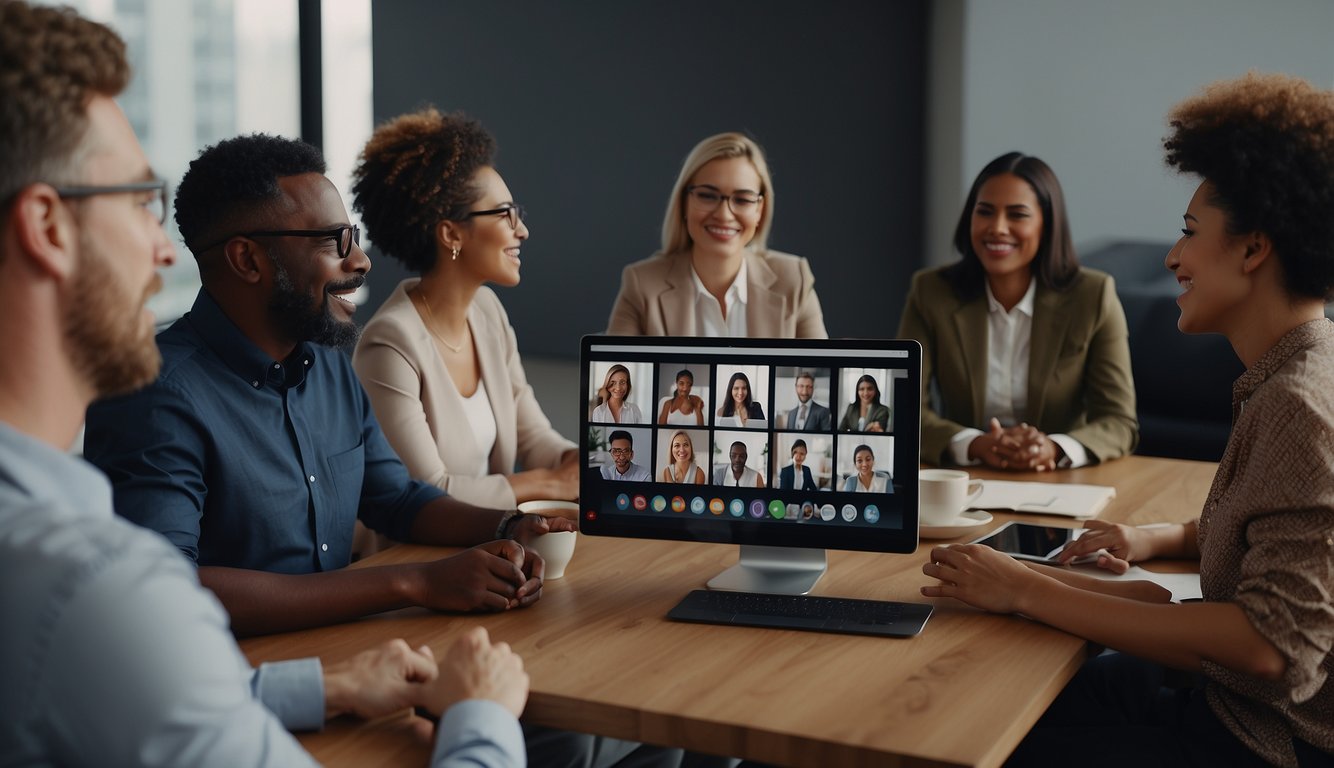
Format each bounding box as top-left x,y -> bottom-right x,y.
613,493 -> 881,524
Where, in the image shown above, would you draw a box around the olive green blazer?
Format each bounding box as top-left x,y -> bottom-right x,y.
897,266 -> 1138,465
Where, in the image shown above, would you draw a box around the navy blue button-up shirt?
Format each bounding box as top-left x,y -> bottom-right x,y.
86,289 -> 444,574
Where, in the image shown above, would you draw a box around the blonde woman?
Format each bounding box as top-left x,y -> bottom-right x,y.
590,364 -> 643,424
606,132 -> 826,338
659,431 -> 705,484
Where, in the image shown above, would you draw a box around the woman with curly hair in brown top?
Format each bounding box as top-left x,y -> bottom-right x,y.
350,109 -> 579,509
923,73 -> 1334,767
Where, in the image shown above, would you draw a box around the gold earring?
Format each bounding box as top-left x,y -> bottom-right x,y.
451,246 -> 460,261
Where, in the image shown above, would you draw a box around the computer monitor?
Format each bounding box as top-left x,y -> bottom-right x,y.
578,336 -> 922,595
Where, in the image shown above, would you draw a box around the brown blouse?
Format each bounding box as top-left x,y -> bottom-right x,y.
1199,319 -> 1334,766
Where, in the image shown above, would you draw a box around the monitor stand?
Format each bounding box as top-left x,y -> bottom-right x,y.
706,545 -> 827,595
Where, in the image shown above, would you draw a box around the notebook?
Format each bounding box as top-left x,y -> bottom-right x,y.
968,480 -> 1115,519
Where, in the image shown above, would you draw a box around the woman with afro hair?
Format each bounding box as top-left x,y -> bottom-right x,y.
350,109 -> 578,510
922,73 -> 1334,766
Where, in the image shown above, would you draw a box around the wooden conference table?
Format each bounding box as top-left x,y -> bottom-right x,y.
240,455 -> 1216,767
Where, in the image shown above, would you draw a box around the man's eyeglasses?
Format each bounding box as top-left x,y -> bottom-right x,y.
54,180 -> 169,224
685,185 -> 763,216
462,204 -> 526,231
198,224 -> 361,259
609,448 -> 633,457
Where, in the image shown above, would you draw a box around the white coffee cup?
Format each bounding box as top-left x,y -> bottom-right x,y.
517,501 -> 580,579
918,469 -> 985,526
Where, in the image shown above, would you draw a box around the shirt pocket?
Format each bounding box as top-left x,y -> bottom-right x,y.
326,442 -> 367,514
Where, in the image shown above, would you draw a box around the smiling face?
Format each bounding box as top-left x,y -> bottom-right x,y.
731,376 -> 749,405
610,438 -> 633,473
795,375 -> 814,404
265,172 -> 370,349
791,445 -> 807,466
854,448 -> 875,476
456,165 -> 527,287
857,379 -> 876,405
970,173 -> 1044,289
1165,181 -> 1252,336
684,156 -> 763,262
606,370 -> 629,403
729,442 -> 748,472
671,433 -> 693,463
676,374 -> 693,397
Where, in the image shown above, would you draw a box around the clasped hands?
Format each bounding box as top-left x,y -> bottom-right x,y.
419,514 -> 578,613
323,627 -> 529,731
968,417 -> 1063,471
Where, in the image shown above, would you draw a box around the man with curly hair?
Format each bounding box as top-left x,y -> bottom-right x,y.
0,2 -> 529,765
84,131 -> 578,639
924,72 -> 1334,766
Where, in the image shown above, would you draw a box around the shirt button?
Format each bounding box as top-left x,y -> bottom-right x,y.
274,363 -> 281,369
251,380 -> 259,387
308,475 -> 316,483
304,359 -> 311,366
321,543 -> 328,552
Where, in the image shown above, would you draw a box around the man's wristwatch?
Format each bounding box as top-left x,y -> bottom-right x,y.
496,509 -> 525,539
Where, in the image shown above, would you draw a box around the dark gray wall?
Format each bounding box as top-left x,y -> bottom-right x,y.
369,1 -> 926,358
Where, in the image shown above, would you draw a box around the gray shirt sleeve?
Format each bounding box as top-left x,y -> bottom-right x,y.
432,699 -> 526,768
250,658 -> 326,733
41,537 -> 320,767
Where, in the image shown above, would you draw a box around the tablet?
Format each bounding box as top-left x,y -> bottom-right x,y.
967,521 -> 1088,563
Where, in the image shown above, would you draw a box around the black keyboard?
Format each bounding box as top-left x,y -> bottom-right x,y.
667,589 -> 932,638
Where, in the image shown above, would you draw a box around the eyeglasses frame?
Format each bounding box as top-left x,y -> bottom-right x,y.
53,180 -> 169,225
684,185 -> 764,216
460,204 -> 526,230
197,224 -> 361,259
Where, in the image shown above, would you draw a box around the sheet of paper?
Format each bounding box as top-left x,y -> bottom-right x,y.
970,480 -> 1116,518
1073,564 -> 1203,602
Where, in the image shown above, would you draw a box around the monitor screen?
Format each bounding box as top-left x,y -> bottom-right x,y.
578,336 -> 921,592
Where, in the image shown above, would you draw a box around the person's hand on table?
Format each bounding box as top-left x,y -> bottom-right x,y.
323,639 -> 439,720
416,627 -> 529,719
997,423 -> 1061,471
920,543 -> 1050,614
415,540 -> 534,612
1055,519 -> 1154,573
511,511 -> 577,544
969,419 -> 1062,471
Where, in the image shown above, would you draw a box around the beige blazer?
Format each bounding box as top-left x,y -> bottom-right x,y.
897,266 -> 1138,465
352,280 -> 574,508
606,249 -> 828,338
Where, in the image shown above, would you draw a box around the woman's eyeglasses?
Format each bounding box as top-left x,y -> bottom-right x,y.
685,185 -> 763,215
462,204 -> 527,230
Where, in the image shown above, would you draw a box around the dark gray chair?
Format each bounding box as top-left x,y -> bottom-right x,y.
1082,241 -> 1242,462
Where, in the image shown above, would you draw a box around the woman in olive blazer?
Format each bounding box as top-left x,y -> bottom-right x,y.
898,152 -> 1138,468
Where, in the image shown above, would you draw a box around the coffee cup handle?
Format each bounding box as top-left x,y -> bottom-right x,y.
964,479 -> 984,509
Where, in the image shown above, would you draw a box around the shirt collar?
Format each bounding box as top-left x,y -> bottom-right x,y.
984,275 -> 1037,317
1234,318 -> 1334,403
185,289 -> 315,390
690,256 -> 749,306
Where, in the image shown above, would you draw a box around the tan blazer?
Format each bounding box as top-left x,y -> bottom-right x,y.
606,249 -> 828,338
897,266 -> 1138,465
352,280 -> 574,508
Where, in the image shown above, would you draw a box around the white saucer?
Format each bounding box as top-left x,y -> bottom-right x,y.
920,510 -> 994,539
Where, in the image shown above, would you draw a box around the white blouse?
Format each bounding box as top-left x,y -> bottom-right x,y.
457,380 -> 497,478
591,401 -> 644,424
